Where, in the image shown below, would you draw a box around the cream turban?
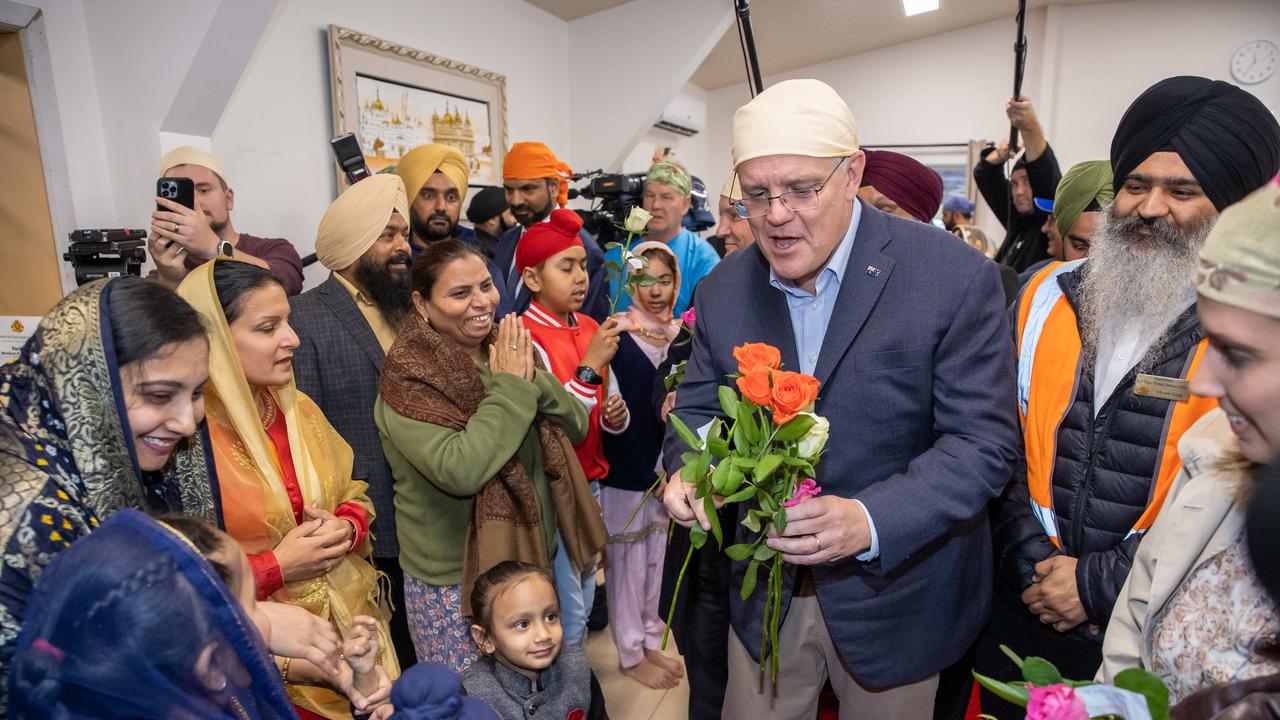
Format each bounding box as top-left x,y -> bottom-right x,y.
397,144 -> 469,202
1196,178 -> 1280,319
732,79 -> 859,168
720,171 -> 741,201
315,174 -> 409,271
159,146 -> 227,182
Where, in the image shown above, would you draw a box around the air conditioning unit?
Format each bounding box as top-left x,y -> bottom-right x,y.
654,92 -> 706,137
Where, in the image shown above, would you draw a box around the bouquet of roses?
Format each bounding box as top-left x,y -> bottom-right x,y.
975,645 -> 1170,720
663,342 -> 829,682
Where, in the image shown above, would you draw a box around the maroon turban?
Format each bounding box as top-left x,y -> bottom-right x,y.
860,150 -> 944,223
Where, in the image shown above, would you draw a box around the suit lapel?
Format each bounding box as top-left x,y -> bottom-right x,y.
748,248 -> 801,371
814,203 -> 894,385
316,275 -> 386,371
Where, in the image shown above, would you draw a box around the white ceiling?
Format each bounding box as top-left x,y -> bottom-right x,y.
524,0 -> 633,21
692,0 -> 1100,90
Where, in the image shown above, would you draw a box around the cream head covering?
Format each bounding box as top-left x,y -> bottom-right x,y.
159,146 -> 227,183
1196,177 -> 1280,319
396,144 -> 470,202
314,174 -> 410,271
720,171 -> 742,201
732,79 -> 860,168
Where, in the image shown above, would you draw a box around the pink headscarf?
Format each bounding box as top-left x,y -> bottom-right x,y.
614,241 -> 681,347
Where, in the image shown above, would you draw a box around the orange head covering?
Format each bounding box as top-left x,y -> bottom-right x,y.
503,142 -> 573,207
516,209 -> 583,274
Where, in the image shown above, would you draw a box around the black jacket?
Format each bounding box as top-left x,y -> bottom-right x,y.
993,266 -> 1206,632
975,144 -> 1062,272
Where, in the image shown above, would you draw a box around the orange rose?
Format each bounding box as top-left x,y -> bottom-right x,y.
735,365 -> 773,407
770,371 -> 820,425
733,343 -> 782,375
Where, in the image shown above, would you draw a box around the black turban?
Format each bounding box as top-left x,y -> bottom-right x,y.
1110,75 -> 1280,210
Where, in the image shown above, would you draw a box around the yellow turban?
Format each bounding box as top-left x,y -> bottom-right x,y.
1196,179 -> 1280,319
159,146 -> 227,182
396,144 -> 469,202
732,79 -> 859,169
315,174 -> 409,271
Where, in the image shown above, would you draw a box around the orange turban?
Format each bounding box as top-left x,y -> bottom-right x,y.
503,142 -> 572,207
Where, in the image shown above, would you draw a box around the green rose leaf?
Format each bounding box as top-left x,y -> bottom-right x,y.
718,385 -> 740,419
710,462 -> 733,495
732,417 -> 752,454
754,544 -> 777,561
1020,657 -> 1063,687
689,524 -> 708,549
753,454 -> 784,483
740,558 -> 760,600
706,436 -> 730,459
741,508 -> 764,533
772,413 -> 817,443
971,672 -> 1031,708
669,414 -> 703,452
721,466 -> 747,496
604,241 -> 623,251
705,495 -> 723,546
999,644 -> 1025,670
725,543 -> 755,561
1113,668 -> 1170,720
634,273 -> 658,287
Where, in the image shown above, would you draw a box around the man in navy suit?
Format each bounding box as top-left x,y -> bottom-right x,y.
663,79 -> 1020,718
495,141 -> 609,321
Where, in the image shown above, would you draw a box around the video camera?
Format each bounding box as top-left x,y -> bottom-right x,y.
63,228 -> 148,285
570,170 -> 715,244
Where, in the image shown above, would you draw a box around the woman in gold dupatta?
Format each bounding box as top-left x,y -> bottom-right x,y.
179,259 -> 398,719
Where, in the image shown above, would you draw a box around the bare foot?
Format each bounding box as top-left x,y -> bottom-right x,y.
644,647 -> 685,678
619,657 -> 678,689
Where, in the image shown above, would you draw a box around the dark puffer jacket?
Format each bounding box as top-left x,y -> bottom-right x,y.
993,267 -> 1207,632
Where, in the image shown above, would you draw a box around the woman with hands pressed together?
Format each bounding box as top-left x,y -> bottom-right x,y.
179,259 -> 397,719
376,240 -> 606,673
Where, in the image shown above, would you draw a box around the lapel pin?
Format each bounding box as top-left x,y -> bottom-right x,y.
865,265 -> 881,277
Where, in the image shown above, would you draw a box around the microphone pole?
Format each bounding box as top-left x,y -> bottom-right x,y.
736,0 -> 764,97
1008,0 -> 1028,152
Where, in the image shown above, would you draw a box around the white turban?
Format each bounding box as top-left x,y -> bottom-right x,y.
720,171 -> 741,201
159,146 -> 227,182
731,79 -> 860,168
315,174 -> 410,271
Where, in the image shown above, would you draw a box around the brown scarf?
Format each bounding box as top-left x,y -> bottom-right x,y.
379,312 -> 606,615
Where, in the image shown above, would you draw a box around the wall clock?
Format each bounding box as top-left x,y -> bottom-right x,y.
1231,40 -> 1277,85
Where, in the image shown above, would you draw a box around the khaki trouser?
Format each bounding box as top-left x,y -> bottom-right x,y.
722,595 -> 939,719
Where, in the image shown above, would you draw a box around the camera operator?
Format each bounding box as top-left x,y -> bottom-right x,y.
972,96 -> 1062,273
149,147 -> 303,294
606,162 -> 719,315
497,141 -> 608,320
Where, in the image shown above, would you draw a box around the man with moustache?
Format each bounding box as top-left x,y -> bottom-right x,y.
496,142 -> 609,320
977,76 -> 1280,717
288,173 -> 419,668
397,144 -> 512,318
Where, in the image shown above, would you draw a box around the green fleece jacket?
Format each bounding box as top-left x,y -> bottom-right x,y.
374,366 -> 588,586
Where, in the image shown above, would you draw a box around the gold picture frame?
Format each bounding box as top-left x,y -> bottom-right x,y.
327,25 -> 508,194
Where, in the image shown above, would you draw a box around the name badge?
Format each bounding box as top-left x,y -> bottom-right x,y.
1133,374 -> 1191,403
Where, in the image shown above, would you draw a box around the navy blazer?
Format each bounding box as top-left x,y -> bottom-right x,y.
495,225 -> 609,322
663,201 -> 1020,688
289,275 -> 399,558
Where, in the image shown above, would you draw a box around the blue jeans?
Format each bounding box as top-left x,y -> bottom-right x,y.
554,480 -> 600,647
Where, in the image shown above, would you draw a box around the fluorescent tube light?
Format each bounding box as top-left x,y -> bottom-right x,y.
904,0 -> 939,16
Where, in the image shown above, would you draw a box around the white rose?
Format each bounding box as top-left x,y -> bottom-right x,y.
797,413 -> 829,460
623,206 -> 653,235
625,253 -> 647,272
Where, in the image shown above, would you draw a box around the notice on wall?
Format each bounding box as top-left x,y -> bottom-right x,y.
0,316 -> 40,364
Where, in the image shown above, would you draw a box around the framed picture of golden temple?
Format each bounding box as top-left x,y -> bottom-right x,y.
327,25 -> 508,192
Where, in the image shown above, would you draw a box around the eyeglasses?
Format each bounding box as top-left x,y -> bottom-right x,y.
733,157 -> 848,219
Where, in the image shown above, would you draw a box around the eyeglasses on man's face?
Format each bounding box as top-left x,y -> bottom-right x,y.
733,157 -> 849,220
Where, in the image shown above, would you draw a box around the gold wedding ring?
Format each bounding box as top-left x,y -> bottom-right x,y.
813,534 -> 822,551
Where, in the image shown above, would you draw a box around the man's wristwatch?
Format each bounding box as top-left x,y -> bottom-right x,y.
217,240 -> 234,258
575,365 -> 604,386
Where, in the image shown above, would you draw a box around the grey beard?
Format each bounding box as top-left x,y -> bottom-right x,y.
1078,205 -> 1214,372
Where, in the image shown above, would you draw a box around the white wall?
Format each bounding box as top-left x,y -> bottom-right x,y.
703,0 -> 1280,226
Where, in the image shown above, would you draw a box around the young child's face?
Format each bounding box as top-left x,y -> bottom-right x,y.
523,246 -> 588,315
476,575 -> 563,679
635,252 -> 675,317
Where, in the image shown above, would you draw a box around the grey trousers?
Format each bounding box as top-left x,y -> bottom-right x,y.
722,595 -> 939,720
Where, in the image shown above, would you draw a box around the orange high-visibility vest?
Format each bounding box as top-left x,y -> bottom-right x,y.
1015,261 -> 1216,548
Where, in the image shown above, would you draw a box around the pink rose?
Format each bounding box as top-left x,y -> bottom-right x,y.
680,307 -> 696,329
783,478 -> 821,507
1026,685 -> 1087,720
